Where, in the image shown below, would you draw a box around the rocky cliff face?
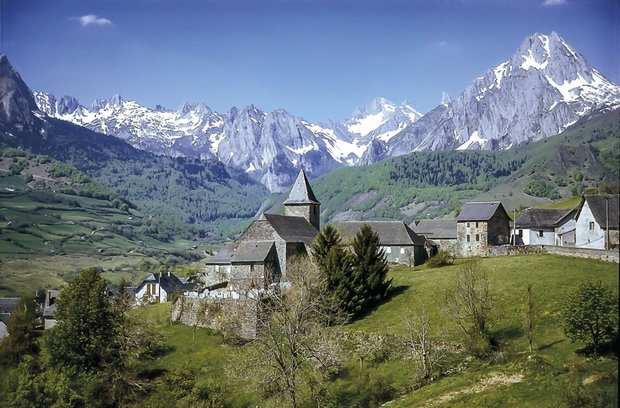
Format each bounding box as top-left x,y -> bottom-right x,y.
365,32 -> 620,163
32,32 -> 620,189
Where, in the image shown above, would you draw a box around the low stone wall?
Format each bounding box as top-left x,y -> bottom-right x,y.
487,245 -> 619,263
171,296 -> 260,339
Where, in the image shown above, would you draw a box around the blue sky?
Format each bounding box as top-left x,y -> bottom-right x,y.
3,0 -> 618,122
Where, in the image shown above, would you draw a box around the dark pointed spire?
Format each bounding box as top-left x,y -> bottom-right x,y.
284,168 -> 320,205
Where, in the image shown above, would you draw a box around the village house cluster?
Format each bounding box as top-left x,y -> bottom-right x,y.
1,169 -> 617,339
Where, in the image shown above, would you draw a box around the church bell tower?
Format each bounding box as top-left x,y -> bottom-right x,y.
283,169 -> 321,230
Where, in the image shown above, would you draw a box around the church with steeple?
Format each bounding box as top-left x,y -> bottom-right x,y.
203,169 -> 321,291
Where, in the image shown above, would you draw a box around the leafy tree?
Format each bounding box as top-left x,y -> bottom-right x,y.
0,295 -> 39,365
351,224 -> 392,314
561,279 -> 618,354
235,257 -> 343,408
443,259 -> 495,357
45,267 -> 120,371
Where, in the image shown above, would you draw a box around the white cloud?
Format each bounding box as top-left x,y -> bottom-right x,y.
541,0 -> 567,6
71,14 -> 113,27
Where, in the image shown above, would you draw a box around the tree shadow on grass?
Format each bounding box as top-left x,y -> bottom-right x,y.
350,285 -> 410,321
538,339 -> 565,351
493,325 -> 523,341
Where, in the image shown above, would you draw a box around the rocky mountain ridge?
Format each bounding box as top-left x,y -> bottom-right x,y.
32,32 -> 620,190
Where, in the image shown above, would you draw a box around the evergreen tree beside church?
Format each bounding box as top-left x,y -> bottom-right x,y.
312,224 -> 392,318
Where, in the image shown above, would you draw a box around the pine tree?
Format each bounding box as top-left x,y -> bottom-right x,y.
352,224 -> 392,314
312,225 -> 358,317
311,224 -> 341,271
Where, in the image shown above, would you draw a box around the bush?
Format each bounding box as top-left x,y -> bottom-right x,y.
426,250 -> 454,268
559,382 -> 615,408
561,279 -> 618,354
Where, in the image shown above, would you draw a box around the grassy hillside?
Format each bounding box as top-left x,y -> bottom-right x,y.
312,108 -> 619,223
0,147 -> 212,296
97,254 -> 618,407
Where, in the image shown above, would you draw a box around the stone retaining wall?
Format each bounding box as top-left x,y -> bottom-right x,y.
487,245 -> 619,263
171,296 -> 260,339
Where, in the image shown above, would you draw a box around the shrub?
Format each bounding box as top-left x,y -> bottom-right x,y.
561,279 -> 618,354
426,250 -> 454,268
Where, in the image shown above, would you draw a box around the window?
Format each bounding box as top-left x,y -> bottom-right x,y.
475,234 -> 480,242
538,230 -> 544,237
589,222 -> 595,230
476,222 -> 479,228
518,229 -> 523,237
467,222 -> 470,228
385,247 -> 392,254
400,247 -> 405,254
467,235 -> 471,243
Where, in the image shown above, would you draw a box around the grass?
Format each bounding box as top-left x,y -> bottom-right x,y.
120,253 -> 618,407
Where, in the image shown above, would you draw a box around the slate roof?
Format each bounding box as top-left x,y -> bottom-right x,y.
515,208 -> 576,229
0,297 -> 20,314
337,221 -> 426,246
578,195 -> 619,230
263,213 -> 319,245
206,242 -> 236,264
457,201 -> 507,222
283,169 -> 320,205
231,241 -> 275,263
411,219 -> 457,239
139,272 -> 188,293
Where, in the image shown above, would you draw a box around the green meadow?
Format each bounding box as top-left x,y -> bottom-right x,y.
125,254 -> 618,407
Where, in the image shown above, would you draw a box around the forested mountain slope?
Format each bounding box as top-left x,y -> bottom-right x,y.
312,108 -> 619,223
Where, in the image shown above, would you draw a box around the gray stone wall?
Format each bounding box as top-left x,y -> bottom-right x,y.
284,203 -> 320,230
457,221 -> 488,257
488,211 -> 511,246
432,239 -> 458,256
171,296 -> 260,339
487,245 -> 619,263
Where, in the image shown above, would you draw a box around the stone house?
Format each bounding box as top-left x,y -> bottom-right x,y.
457,201 -> 511,257
574,194 -> 619,250
411,219 -> 458,255
337,220 -> 429,265
203,169 -> 320,290
514,208 -> 576,246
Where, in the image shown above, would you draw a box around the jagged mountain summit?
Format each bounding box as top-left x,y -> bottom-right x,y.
363,32 -> 620,163
34,91 -> 420,192
33,32 -> 619,189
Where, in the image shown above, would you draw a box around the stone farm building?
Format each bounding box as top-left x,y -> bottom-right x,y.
456,201 -> 511,257
411,219 -> 458,255
338,220 -> 431,266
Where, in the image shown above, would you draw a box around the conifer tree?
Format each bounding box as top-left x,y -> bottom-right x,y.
352,224 -> 392,313
311,224 -> 341,271
312,225 -> 357,316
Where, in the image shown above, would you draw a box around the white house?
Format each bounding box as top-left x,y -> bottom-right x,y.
574,195 -> 619,250
514,208 -> 576,246
135,272 -> 189,304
